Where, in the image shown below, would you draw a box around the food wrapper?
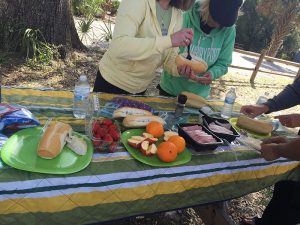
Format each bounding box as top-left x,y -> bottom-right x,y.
0,104 -> 40,135
99,97 -> 154,119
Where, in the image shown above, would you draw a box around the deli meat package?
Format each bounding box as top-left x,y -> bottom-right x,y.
177,123 -> 223,151
199,109 -> 239,142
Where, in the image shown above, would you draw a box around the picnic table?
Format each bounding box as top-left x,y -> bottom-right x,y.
0,86 -> 299,225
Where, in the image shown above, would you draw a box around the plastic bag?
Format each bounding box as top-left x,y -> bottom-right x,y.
0,104 -> 40,135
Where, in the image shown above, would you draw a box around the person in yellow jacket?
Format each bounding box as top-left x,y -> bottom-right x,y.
93,0 -> 195,94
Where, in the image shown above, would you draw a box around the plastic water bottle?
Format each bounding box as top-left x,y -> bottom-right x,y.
256,92 -> 269,105
221,88 -> 236,119
73,75 -> 90,119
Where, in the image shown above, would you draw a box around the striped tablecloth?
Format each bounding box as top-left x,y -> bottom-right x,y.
0,87 -> 299,225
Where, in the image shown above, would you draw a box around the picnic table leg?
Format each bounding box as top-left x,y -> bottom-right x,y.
195,201 -> 236,225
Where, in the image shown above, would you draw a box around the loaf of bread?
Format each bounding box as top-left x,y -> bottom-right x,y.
237,116 -> 273,135
175,55 -> 208,74
180,91 -> 207,108
113,107 -> 152,118
37,121 -> 72,159
123,115 -> 165,128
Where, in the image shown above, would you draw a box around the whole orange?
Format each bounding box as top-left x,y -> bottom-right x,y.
146,121 -> 164,138
157,141 -> 177,163
167,135 -> 186,153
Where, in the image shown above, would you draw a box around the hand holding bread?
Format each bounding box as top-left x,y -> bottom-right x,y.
175,54 -> 208,74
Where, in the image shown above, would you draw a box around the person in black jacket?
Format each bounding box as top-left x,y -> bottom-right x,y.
240,77 -> 300,225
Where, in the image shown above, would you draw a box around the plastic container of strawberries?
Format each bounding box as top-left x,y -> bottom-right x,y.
86,117 -> 121,153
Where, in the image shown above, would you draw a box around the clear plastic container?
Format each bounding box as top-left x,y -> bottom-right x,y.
221,88 -> 236,119
73,75 -> 90,119
86,117 -> 121,153
256,92 -> 269,105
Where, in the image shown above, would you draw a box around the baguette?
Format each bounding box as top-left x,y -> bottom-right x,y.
237,116 -> 273,134
180,91 -> 207,108
175,54 -> 208,74
113,107 -> 152,118
37,121 -> 72,159
123,115 -> 165,128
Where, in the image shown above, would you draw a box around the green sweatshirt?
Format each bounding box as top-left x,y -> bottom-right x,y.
160,1 -> 236,98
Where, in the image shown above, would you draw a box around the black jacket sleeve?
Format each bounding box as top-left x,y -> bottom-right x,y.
264,77 -> 300,113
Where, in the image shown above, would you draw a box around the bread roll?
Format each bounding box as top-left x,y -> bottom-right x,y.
66,135 -> 87,155
37,121 -> 72,159
237,116 -> 273,135
123,115 -> 165,128
175,54 -> 208,74
180,91 -> 207,108
113,107 -> 152,118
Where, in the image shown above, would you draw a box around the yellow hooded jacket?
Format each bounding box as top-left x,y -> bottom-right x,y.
99,0 -> 183,94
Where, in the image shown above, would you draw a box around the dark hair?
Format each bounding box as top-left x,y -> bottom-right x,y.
157,0 -> 195,10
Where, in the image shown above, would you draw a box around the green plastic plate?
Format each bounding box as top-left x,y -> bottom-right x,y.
229,118 -> 271,139
1,127 -> 93,174
121,129 -> 192,167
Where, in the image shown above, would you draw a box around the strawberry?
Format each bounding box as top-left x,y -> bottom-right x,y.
102,134 -> 113,144
92,121 -> 101,135
92,139 -> 101,147
108,142 -> 118,153
97,127 -> 106,138
94,133 -> 102,139
109,129 -> 120,141
108,124 -> 118,131
101,118 -> 113,126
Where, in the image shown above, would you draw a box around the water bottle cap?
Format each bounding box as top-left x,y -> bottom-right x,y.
79,75 -> 87,82
178,94 -> 187,104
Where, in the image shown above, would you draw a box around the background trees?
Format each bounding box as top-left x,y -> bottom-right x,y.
236,0 -> 300,60
0,0 -> 84,51
257,0 -> 300,57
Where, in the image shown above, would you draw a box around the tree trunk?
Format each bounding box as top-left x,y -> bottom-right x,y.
267,2 -> 299,57
0,0 -> 85,50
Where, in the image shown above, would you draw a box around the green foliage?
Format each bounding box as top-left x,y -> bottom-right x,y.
99,20 -> 113,42
71,0 -> 120,18
236,0 -> 299,58
72,0 -> 104,18
22,29 -> 59,68
236,0 -> 273,52
74,0 -> 120,42
278,28 -> 300,60
78,17 -> 95,41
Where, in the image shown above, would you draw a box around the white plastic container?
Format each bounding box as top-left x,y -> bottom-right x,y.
73,75 -> 90,119
221,88 -> 236,119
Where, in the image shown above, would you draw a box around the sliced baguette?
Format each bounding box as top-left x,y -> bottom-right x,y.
180,91 -> 207,108
66,135 -> 87,155
123,115 -> 165,128
113,107 -> 152,118
37,121 -> 72,159
237,116 -> 273,134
